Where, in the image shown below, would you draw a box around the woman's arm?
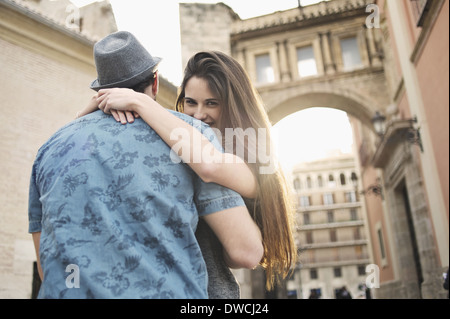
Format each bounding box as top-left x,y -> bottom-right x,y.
203,206 -> 263,269
97,88 -> 258,199
32,232 -> 43,281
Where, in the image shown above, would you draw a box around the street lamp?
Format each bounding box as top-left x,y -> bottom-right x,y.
372,111 -> 386,136
371,111 -> 424,152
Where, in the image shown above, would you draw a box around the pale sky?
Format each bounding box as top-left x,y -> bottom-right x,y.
70,0 -> 352,169
272,108 -> 353,172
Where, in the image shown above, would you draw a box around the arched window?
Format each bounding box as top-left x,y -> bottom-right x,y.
328,174 -> 336,187
340,173 -> 346,186
306,176 -> 312,189
318,175 -> 323,188
351,172 -> 358,187
293,178 -> 301,190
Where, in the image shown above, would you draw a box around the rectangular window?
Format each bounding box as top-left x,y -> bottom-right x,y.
297,46 -> 318,77
333,267 -> 342,277
327,211 -> 334,223
340,37 -> 363,71
310,268 -> 318,279
377,228 -> 386,259
323,193 -> 334,205
350,209 -> 357,221
255,53 -> 274,84
354,227 -> 361,240
345,191 -> 357,203
303,212 -> 310,225
330,229 -> 337,242
300,195 -> 310,207
306,231 -> 313,244
357,265 -> 366,276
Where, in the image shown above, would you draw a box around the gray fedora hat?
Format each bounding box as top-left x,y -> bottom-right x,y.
90,31 -> 161,91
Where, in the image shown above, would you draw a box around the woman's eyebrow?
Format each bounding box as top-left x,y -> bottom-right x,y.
185,97 -> 219,102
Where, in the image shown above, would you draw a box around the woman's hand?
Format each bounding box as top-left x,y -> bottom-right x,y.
109,109 -> 139,124
97,88 -> 141,124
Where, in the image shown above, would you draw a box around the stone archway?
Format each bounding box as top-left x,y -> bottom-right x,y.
265,90 -> 377,130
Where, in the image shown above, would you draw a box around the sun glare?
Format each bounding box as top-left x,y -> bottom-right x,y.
272,108 -> 354,173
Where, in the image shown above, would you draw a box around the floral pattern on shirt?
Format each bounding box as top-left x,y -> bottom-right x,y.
28,110 -> 245,299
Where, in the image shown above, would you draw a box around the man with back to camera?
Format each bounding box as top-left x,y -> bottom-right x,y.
28,31 -> 263,299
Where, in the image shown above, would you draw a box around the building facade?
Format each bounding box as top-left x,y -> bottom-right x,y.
180,0 -> 448,298
356,0 -> 449,298
288,154 -> 371,299
0,0 -> 177,298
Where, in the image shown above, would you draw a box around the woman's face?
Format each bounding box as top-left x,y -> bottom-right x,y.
183,76 -> 221,128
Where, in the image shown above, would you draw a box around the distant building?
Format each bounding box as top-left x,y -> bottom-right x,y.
288,154 -> 371,299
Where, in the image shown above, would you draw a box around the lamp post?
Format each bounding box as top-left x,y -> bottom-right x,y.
372,111 -> 386,136
371,111 -> 424,152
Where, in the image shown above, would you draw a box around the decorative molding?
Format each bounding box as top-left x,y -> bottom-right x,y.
231,0 -> 373,38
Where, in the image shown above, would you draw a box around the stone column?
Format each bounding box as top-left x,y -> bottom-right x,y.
366,27 -> 382,66
321,32 -> 335,75
277,40 -> 291,82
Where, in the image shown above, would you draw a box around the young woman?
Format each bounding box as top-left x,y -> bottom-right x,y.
80,51 -> 297,293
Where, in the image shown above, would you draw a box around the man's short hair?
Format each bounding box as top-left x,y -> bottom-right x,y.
131,72 -> 156,93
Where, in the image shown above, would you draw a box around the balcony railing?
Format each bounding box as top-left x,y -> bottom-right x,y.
299,239 -> 368,250
298,253 -> 370,268
298,219 -> 364,231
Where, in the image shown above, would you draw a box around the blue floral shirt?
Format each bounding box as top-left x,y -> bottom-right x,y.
28,110 -> 245,299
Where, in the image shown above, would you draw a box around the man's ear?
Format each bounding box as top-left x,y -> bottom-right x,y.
152,71 -> 159,96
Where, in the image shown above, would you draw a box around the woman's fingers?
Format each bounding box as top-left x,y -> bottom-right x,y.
125,111 -> 135,123
97,89 -> 136,124
97,94 -> 108,112
110,109 -> 120,122
117,111 -> 128,124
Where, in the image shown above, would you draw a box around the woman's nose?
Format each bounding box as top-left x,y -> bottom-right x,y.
193,106 -> 207,120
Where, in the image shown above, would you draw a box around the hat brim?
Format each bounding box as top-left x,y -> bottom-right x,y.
90,57 -> 161,91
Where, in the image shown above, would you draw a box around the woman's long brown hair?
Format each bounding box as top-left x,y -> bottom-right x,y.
176,51 -> 298,290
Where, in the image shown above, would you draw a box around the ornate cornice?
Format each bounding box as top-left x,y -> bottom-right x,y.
231,0 -> 373,39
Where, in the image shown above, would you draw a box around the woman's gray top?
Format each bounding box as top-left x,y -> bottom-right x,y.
196,219 -> 240,299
